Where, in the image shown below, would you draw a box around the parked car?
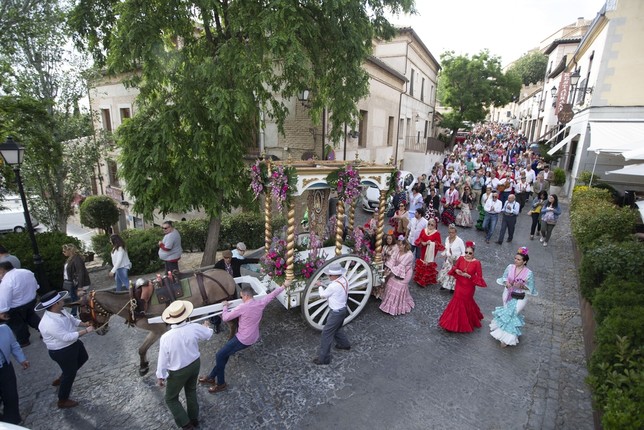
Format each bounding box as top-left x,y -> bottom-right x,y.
0,208 -> 39,233
361,170 -> 414,212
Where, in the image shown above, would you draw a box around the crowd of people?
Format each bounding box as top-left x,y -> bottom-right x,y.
376,122 -> 554,340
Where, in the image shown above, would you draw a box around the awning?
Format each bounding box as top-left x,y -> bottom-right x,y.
542,126 -> 569,146
605,163 -> 644,176
622,147 -> 644,161
547,133 -> 579,155
587,121 -> 644,153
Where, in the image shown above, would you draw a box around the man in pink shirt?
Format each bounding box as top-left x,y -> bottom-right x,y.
199,284 -> 284,393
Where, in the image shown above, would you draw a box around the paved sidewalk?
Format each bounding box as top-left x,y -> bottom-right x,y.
11,201 -> 593,429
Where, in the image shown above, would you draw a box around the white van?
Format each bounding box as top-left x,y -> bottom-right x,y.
0,208 -> 39,233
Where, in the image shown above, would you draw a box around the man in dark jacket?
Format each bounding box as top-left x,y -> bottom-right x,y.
214,250 -> 259,278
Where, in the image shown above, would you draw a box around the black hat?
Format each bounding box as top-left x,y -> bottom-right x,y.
35,291 -> 69,311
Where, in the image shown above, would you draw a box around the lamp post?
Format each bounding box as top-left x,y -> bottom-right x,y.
0,136 -> 49,291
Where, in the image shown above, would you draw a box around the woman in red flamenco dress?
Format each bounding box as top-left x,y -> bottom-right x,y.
413,218 -> 444,287
438,241 -> 487,332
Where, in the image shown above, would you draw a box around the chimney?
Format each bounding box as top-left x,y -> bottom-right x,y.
577,17 -> 585,26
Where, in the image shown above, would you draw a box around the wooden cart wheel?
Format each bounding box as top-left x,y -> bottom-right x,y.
301,254 -> 373,331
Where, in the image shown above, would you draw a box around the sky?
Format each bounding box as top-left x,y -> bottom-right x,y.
389,0 -> 607,67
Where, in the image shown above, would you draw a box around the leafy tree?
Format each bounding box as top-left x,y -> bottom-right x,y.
70,0 -> 415,266
438,50 -> 521,143
508,50 -> 548,86
79,195 -> 119,234
0,0 -> 100,232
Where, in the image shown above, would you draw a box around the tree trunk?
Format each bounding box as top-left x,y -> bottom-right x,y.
201,215 -> 221,267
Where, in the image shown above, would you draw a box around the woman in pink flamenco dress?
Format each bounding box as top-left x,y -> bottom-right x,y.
380,236 -> 415,316
438,241 -> 488,332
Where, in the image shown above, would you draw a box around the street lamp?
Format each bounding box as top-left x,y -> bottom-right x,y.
0,136 -> 49,291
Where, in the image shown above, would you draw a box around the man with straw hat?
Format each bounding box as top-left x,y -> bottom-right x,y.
156,300 -> 212,430
313,263 -> 351,365
36,290 -> 94,409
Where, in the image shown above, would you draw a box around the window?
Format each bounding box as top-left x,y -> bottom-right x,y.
387,116 -> 394,147
423,120 -> 428,138
409,69 -> 414,96
119,107 -> 131,123
101,109 -> 112,131
358,110 -> 368,148
420,78 -> 425,101
107,159 -> 120,187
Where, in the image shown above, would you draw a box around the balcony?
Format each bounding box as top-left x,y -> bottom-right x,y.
404,136 -> 445,154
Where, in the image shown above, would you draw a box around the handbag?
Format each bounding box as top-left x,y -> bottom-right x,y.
62,280 -> 74,292
510,290 -> 526,300
542,210 -> 556,225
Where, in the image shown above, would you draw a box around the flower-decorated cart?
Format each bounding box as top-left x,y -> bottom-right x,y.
252,158 -> 397,330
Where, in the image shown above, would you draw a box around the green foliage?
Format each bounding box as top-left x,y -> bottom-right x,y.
79,195 -> 119,233
0,231 -> 83,292
552,167 -> 566,186
577,170 -> 599,186
578,239 -> 644,301
70,0 -> 414,261
571,186 -> 612,212
437,50 -> 522,136
571,202 -> 637,252
593,277 -> 643,325
0,0 -> 101,232
588,335 -> 644,430
507,51 -> 548,86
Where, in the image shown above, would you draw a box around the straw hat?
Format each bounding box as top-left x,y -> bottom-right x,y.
161,300 -> 194,324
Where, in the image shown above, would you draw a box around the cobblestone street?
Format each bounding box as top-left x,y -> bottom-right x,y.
13,201 -> 594,430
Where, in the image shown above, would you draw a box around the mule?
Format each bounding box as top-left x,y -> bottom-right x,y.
77,268 -> 237,376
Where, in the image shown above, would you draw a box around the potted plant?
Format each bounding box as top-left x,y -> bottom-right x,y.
550,167 -> 566,196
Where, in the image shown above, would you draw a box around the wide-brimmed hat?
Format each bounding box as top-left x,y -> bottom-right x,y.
35,290 -> 69,311
236,242 -> 247,251
324,263 -> 346,276
161,300 -> 194,324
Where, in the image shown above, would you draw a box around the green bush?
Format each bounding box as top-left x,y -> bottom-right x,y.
175,219 -> 208,252
553,167 -> 566,186
571,186 -> 612,212
578,239 -> 644,302
593,277 -> 644,325
590,307 -> 644,373
219,212 -> 286,250
0,231 -> 84,292
79,195 -> 119,233
571,201 -> 637,251
588,335 -> 644,430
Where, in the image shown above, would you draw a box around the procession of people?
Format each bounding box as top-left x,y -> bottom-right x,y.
0,122 -> 560,429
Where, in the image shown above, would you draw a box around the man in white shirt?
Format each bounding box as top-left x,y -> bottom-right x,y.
482,192 -> 503,243
36,290 -> 94,409
157,300 -> 212,430
314,264 -> 351,365
408,208 -> 428,258
496,194 -> 521,244
0,261 -> 40,347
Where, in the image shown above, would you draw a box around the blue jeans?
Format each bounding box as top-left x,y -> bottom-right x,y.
207,335 -> 249,385
114,267 -> 129,291
482,213 -> 499,241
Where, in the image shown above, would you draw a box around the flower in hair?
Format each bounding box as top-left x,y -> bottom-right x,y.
465,241 -> 475,248
518,246 -> 529,256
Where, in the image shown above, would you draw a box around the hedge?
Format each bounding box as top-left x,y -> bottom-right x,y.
578,238 -> 644,302
0,231 -> 84,293
571,184 -> 644,428
92,212 -> 286,275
